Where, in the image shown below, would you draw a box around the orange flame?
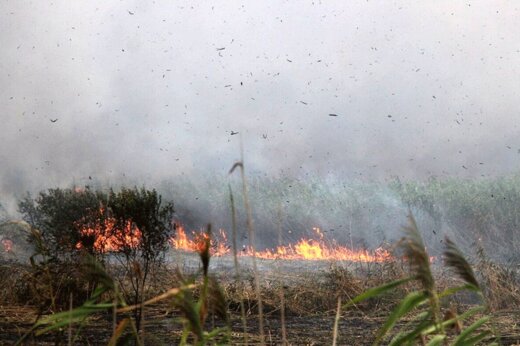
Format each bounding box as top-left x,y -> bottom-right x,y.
169,226 -> 229,256
75,214 -> 392,262
170,226 -> 392,263
76,210 -> 142,253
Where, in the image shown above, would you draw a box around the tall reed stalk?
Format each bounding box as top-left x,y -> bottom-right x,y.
229,148 -> 265,345
229,185 -> 248,345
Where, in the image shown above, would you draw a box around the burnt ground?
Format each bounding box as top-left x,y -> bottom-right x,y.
2,304 -> 520,345
2,254 -> 520,345
0,304 -> 375,345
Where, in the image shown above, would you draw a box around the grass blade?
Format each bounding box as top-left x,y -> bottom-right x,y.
374,290 -> 428,345
453,316 -> 490,346
344,276 -> 415,309
463,330 -> 492,345
426,335 -> 446,346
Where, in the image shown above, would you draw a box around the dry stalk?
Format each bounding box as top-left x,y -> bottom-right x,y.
229,146 -> 265,346
332,296 -> 341,346
229,185 -> 248,345
277,205 -> 288,346
68,293 -> 73,346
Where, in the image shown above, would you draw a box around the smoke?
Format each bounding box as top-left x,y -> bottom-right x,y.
2,1 -> 520,218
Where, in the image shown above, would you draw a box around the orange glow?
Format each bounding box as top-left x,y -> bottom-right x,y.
76,215 -> 392,262
170,226 -> 393,263
1,239 -> 13,252
76,209 -> 142,253
169,226 -> 229,256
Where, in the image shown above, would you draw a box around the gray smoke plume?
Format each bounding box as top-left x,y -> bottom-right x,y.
2,1 -> 520,220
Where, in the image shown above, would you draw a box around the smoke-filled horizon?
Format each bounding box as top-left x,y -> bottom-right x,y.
2,1 -> 520,207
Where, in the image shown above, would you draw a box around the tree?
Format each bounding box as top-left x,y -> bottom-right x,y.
18,186 -> 174,325
106,187 -> 174,332
19,187 -> 110,261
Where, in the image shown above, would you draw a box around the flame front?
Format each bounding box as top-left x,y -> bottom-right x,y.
170,226 -> 229,256
170,226 -> 392,263
75,214 -> 391,262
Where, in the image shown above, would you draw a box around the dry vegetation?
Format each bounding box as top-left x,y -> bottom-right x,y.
2,174 -> 520,345
2,240 -> 520,345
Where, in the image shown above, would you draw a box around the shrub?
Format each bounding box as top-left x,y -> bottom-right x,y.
18,186 -> 174,323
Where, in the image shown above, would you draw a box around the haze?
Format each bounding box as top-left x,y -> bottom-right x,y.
2,1 -> 520,204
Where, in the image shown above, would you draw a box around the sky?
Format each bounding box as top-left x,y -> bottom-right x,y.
2,1 -> 520,204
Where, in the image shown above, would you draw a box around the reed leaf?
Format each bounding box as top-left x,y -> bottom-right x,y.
401,214 -> 434,293
426,335 -> 446,346
463,330 -> 492,345
374,290 -> 429,345
389,315 -> 432,346
444,237 -> 480,289
344,276 -> 415,309
453,316 -> 491,346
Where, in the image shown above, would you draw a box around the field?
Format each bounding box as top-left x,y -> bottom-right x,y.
2,175 -> 520,345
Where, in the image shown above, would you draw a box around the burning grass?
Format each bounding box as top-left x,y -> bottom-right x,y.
170,225 -> 393,263
3,174 -> 520,344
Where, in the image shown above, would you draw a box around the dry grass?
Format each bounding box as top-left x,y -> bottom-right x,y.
476,247 -> 520,311
3,256 -> 520,345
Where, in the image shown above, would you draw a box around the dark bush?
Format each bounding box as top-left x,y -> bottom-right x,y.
18,186 -> 174,318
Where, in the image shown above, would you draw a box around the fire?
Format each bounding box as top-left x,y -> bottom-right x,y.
76,210 -> 142,253
170,226 -> 229,256
170,226 -> 392,263
75,213 -> 392,262
243,239 -> 391,262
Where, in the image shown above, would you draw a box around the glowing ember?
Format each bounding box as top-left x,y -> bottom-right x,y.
170,226 -> 392,263
1,239 -> 13,253
76,210 -> 142,253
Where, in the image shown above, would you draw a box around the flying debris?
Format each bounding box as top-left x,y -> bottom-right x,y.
230,131 -> 239,135
50,118 -> 58,123
328,113 -> 339,117
229,161 -> 243,174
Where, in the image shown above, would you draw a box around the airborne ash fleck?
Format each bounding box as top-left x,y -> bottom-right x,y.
1,1 -> 520,213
